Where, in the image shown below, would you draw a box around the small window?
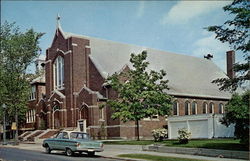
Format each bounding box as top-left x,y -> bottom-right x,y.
209,102 -> 214,113
63,132 -> 69,139
56,132 -> 63,139
173,101 -> 178,116
185,101 -> 190,115
191,102 -> 197,115
29,86 -> 36,100
203,102 -> 208,114
219,103 -> 224,114
151,115 -> 159,119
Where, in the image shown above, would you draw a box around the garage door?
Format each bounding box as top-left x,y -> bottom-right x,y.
170,121 -> 187,139
189,120 -> 208,138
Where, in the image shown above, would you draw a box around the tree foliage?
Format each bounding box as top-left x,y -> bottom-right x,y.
206,0 -> 250,92
106,51 -> 172,140
220,90 -> 249,144
0,21 -> 44,125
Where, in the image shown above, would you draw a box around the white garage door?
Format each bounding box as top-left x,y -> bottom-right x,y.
170,121 -> 187,139
189,120 -> 208,138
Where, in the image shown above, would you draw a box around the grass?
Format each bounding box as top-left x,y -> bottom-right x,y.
118,154 -> 206,161
104,139 -> 248,151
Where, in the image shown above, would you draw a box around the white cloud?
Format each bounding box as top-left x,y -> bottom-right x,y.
192,34 -> 231,72
136,1 -> 145,18
161,1 -> 231,24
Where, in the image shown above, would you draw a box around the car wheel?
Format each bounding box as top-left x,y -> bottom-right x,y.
88,151 -> 95,156
65,148 -> 74,156
45,145 -> 51,154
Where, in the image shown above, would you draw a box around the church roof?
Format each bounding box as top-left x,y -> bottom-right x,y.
61,29 -> 231,100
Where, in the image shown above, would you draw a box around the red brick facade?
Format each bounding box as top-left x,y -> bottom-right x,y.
24,27 -> 230,139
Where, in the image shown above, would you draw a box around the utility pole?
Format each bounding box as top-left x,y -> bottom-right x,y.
14,108 -> 18,145
2,104 -> 7,145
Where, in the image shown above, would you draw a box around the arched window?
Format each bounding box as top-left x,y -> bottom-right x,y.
173,101 -> 179,116
191,102 -> 197,115
219,103 -> 224,114
185,101 -> 190,115
209,102 -> 214,113
203,102 -> 208,114
53,56 -> 64,89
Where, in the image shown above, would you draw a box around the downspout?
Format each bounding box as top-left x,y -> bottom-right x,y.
212,113 -> 215,138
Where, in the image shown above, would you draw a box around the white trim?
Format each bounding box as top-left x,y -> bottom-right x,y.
72,43 -> 78,46
88,124 -> 142,129
44,60 -> 52,64
48,89 -> 66,101
56,48 -> 72,55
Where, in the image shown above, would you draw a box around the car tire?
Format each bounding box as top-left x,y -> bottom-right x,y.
65,148 -> 74,156
45,145 -> 51,154
88,151 -> 95,156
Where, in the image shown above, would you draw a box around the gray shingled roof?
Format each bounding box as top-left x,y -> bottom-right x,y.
62,29 -> 231,99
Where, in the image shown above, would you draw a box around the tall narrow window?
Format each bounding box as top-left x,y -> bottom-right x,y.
203,102 -> 208,114
99,108 -> 104,120
209,102 -> 214,113
219,103 -> 224,114
185,101 -> 190,115
191,102 -> 197,115
29,85 -> 36,100
54,56 -> 64,89
173,101 -> 178,116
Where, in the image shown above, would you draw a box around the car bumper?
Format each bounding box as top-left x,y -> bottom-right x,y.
76,147 -> 104,152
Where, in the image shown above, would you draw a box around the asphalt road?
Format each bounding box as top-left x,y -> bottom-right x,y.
0,147 -> 122,161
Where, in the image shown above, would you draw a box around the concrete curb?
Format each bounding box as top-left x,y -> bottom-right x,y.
143,145 -> 249,160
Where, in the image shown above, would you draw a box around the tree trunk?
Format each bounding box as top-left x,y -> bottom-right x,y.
135,119 -> 140,141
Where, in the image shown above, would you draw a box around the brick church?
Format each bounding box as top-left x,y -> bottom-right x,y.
23,19 -> 234,139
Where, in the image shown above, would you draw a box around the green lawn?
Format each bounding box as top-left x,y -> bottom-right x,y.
104,139 -> 248,151
118,154 -> 207,161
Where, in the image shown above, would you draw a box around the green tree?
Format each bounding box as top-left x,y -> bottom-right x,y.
206,0 -> 249,91
206,0 -> 249,145
106,51 -> 172,140
0,21 -> 44,143
220,90 -> 249,144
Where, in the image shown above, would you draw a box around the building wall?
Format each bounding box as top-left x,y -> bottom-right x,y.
25,29 -> 231,140
173,96 -> 227,116
168,114 -> 235,139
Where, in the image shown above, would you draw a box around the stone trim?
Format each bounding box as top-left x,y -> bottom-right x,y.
88,124 -> 142,129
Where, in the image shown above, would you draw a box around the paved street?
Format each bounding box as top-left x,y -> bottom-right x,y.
0,142 -> 246,161
0,147 -> 121,161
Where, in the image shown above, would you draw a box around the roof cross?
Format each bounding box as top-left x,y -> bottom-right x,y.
56,14 -> 61,28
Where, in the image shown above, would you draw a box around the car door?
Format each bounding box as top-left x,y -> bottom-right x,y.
52,132 -> 63,150
58,132 -> 70,150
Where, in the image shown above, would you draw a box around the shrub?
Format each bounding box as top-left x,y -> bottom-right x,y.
178,128 -> 191,144
152,128 -> 167,142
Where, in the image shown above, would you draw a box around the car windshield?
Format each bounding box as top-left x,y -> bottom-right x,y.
70,132 -> 90,140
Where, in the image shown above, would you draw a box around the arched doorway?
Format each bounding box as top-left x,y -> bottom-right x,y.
52,101 -> 61,129
79,104 -> 89,126
39,112 -> 47,130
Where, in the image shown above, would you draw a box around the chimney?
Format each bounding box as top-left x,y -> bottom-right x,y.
226,50 -> 235,79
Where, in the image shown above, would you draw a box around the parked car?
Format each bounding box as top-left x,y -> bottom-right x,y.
42,131 -> 104,156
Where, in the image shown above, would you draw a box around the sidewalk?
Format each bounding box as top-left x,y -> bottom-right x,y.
0,142 -> 246,161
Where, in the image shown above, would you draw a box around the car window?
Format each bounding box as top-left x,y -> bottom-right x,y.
70,132 -> 77,139
70,132 -> 89,140
63,132 -> 69,139
56,132 -> 63,139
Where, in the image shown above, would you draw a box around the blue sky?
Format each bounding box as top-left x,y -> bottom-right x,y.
2,0 -> 240,73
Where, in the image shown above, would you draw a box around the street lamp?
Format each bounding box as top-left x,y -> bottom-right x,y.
2,103 -> 7,145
